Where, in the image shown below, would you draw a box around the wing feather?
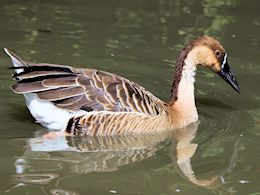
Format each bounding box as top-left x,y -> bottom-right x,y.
42,76 -> 77,87
37,86 -> 85,101
10,62 -> 165,115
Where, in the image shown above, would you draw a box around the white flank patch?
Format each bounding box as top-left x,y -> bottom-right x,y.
24,93 -> 86,130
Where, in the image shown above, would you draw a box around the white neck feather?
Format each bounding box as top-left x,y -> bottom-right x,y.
173,56 -> 198,125
177,58 -> 196,106
182,57 -> 197,84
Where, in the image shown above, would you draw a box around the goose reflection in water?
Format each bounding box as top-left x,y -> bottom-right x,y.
10,122 -> 240,194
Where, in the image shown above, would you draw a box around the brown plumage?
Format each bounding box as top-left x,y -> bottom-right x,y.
4,36 -> 240,136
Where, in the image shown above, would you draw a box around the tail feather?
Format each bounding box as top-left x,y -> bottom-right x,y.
4,48 -> 28,74
4,49 -> 79,95
14,70 -> 73,80
4,48 -> 87,130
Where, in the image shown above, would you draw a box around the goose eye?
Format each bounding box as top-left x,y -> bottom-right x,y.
215,50 -> 221,57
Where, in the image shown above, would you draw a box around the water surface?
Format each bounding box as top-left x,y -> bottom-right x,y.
0,0 -> 260,194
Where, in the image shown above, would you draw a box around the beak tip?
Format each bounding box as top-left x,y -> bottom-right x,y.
234,81 -> 240,94
231,81 -> 240,94
236,86 -> 240,94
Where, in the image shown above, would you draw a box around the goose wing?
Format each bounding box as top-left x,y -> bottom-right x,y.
8,52 -> 165,116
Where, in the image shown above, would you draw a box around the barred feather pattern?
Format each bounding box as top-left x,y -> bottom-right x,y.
67,111 -> 172,136
10,61 -> 170,135
12,65 -> 164,113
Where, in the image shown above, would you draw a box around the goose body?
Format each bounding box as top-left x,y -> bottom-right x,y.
4,36 -> 240,136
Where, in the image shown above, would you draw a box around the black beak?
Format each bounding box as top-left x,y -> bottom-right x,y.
218,61 -> 240,93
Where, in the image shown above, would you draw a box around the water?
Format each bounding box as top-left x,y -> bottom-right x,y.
0,0 -> 260,194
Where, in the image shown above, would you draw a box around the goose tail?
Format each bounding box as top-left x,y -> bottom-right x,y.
4,48 -> 28,74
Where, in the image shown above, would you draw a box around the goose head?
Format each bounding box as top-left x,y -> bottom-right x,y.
187,36 -> 240,93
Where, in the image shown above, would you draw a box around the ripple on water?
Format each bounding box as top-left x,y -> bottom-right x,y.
190,97 -> 249,182
197,97 -> 246,142
14,173 -> 59,185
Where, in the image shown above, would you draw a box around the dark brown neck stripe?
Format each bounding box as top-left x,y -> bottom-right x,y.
170,37 -> 201,104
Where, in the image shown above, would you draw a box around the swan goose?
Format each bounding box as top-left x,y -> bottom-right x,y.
4,36 -> 240,136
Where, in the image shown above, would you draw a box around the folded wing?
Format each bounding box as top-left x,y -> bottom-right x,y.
10,60 -> 165,117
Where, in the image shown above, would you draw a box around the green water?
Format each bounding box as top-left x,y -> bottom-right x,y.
0,0 -> 260,194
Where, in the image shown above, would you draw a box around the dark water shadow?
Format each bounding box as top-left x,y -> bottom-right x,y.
7,102 -> 34,123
